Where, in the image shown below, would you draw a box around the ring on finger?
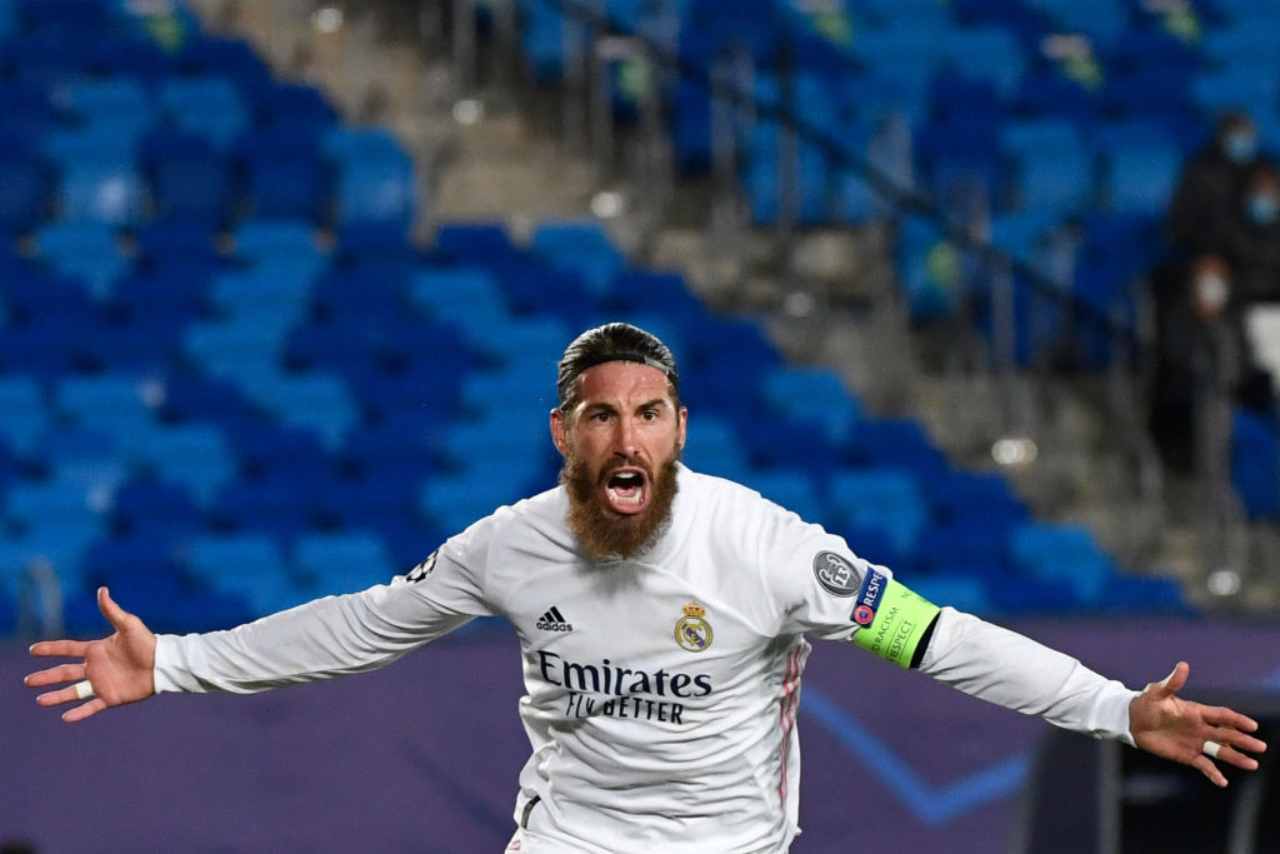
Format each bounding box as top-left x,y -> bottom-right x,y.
1203,740 -> 1222,759
73,680 -> 95,700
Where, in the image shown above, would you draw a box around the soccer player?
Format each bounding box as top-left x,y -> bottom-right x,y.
25,323 -> 1267,852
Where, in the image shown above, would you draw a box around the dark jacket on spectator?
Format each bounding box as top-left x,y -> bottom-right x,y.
1168,147 -> 1270,258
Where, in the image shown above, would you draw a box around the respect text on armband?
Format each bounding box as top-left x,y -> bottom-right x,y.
538,651 -> 713,725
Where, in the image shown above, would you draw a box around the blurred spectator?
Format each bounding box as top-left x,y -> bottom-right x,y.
1168,112 -> 1270,257
1224,162 -> 1280,304
1149,255 -> 1273,475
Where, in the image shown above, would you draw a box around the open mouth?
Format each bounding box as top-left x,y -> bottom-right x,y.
602,467 -> 649,515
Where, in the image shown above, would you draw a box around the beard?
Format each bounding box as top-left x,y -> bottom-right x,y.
561,448 -> 681,561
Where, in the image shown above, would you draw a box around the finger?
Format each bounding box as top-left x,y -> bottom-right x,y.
1192,754 -> 1228,788
23,663 -> 86,688
98,586 -> 132,632
35,683 -> 88,707
1215,727 -> 1268,756
1203,705 -> 1261,734
1213,743 -> 1260,772
62,698 -> 107,723
29,640 -> 90,658
1151,661 -> 1189,698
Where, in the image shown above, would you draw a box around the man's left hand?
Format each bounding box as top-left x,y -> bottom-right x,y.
1130,661 -> 1267,787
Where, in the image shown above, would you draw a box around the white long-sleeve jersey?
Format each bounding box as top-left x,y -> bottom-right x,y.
154,465 -> 1138,853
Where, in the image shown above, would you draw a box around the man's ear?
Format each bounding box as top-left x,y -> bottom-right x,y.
550,408 -> 568,457
676,406 -> 688,450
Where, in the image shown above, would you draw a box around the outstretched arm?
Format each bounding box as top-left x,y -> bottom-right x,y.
25,587 -> 157,723
913,606 -> 1266,787
24,541 -> 493,716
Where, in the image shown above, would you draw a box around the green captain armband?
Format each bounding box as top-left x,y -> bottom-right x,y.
849,569 -> 940,669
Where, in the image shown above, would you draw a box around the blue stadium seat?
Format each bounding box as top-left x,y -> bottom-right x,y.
35,426 -> 112,473
340,418 -> 439,476
924,470 -> 1028,525
915,519 -> 1012,578
0,81 -> 57,142
110,477 -> 205,541
4,27 -> 97,84
1231,409 -> 1280,519
334,158 -> 415,228
420,471 -> 537,534
531,220 -> 626,294
211,267 -> 317,318
941,28 -> 1025,97
681,416 -> 752,480
5,477 -> 99,528
246,373 -> 359,449
849,418 -> 949,476
25,0 -> 117,33
133,425 -> 235,505
1104,141 -> 1182,216
410,267 -> 511,328
239,130 -> 329,221
64,78 -> 152,129
185,534 -> 305,615
738,469 -> 826,526
254,82 -> 338,132
761,367 -> 860,442
600,271 -> 708,331
323,127 -> 408,164
293,531 -> 393,593
135,219 -> 223,271
58,160 -> 145,226
179,37 -> 274,99
433,222 -> 516,260
56,375 -> 156,434
159,76 -> 248,150
0,150 -> 50,233
0,527 -> 96,599
141,132 -> 232,225
35,221 -> 124,293
90,36 -> 177,83
911,574 -> 993,615
462,315 -> 570,365
1030,0 -> 1127,40
829,468 -> 925,553
1010,522 -> 1114,602
460,368 -> 556,420
235,220 -> 325,266
1190,69 -> 1279,118
990,209 -> 1062,259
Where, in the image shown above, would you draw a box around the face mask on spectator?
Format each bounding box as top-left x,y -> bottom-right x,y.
1224,130 -> 1258,164
1248,193 -> 1279,225
1195,273 -> 1229,313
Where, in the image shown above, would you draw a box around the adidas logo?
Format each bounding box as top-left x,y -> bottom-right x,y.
536,606 -> 574,632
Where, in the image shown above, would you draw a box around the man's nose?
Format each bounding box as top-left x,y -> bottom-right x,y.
612,415 -> 639,456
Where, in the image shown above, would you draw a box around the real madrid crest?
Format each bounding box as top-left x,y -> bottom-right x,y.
674,602 -> 713,653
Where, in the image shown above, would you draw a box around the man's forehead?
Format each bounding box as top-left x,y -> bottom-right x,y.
575,361 -> 673,404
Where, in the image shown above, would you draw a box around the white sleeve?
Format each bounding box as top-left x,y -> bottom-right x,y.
919,607 -> 1139,745
153,520 -> 497,694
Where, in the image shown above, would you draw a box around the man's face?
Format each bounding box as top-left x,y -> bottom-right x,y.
551,361 -> 687,559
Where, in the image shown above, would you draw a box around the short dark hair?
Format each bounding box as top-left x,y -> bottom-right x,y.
556,322 -> 679,413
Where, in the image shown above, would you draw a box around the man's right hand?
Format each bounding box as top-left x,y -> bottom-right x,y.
24,587 -> 157,723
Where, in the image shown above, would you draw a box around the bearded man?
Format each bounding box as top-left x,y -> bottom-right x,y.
25,323 -> 1267,853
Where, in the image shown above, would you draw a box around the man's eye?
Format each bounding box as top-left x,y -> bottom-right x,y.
642,409 -> 658,421
591,411 -> 611,422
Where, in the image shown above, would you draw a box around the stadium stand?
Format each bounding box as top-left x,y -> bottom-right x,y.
0,0 -> 1196,640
